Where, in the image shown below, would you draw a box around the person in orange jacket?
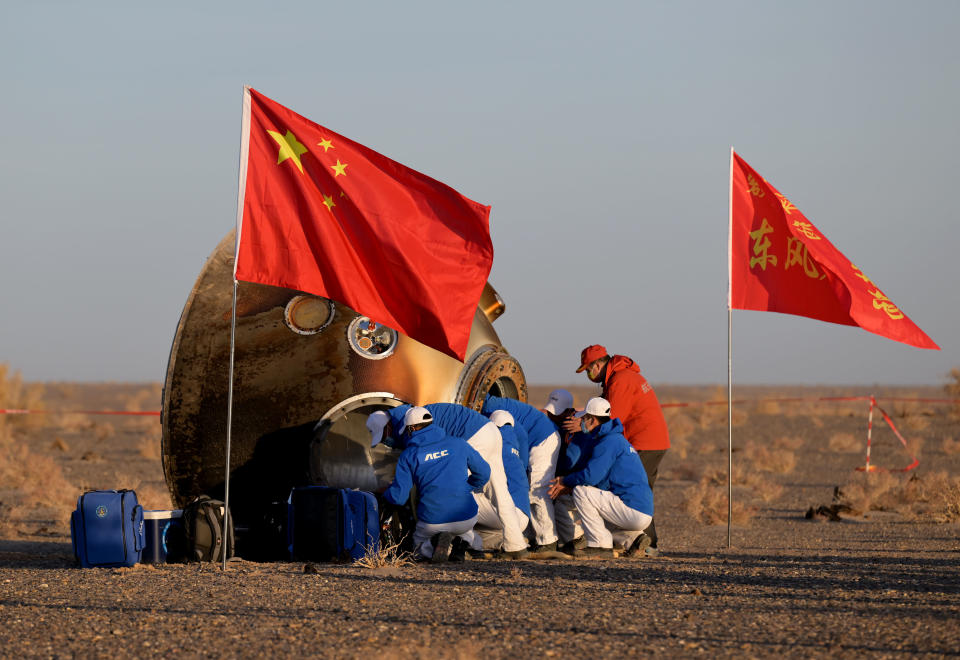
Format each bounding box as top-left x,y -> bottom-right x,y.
563,344 -> 670,555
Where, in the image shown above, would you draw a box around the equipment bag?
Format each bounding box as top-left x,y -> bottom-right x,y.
182,495 -> 235,562
71,489 -> 144,568
287,486 -> 379,562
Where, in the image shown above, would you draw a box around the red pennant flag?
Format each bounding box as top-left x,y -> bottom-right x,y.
728,150 -> 938,350
234,88 -> 494,361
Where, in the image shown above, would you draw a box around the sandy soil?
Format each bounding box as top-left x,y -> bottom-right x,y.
1,383 -> 959,658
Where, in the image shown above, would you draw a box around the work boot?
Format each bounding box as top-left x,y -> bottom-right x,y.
644,545 -> 662,558
624,532 -> 652,558
498,548 -> 530,560
560,536 -> 586,555
449,537 -> 467,562
431,532 -> 454,563
529,541 -> 557,553
574,546 -> 614,559
464,547 -> 496,560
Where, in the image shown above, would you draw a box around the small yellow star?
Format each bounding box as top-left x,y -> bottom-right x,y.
331,159 -> 348,177
322,193 -> 335,212
318,137 -> 334,152
267,129 -> 308,173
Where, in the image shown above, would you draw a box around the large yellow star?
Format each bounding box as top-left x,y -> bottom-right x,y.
267,129 -> 308,173
322,193 -> 335,212
317,137 -> 334,152
331,159 -> 348,177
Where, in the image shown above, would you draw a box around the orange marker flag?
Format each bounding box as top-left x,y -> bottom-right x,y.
234,87 -> 493,361
728,150 -> 938,350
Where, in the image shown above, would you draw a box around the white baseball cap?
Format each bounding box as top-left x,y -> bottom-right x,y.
488,409 -> 515,428
543,389 -> 574,415
574,396 -> 611,418
366,410 -> 390,448
403,406 -> 433,430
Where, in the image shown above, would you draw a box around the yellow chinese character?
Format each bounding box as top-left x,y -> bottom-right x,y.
870,290 -> 904,320
851,263 -> 873,285
792,221 -> 821,240
749,218 -> 777,270
785,237 -> 821,279
747,174 -> 765,198
773,191 -> 798,215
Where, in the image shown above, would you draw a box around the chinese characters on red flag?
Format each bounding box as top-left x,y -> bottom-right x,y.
234,87 -> 494,362
728,150 -> 938,350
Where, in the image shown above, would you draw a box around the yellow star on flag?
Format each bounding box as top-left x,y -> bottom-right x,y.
318,138 -> 334,152
331,159 -> 348,177
322,193 -> 335,212
267,129 -> 308,173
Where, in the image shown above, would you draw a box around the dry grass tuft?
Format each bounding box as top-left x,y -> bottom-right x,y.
682,479 -> 757,525
50,437 -> 69,452
757,400 -> 782,415
942,437 -> 960,455
93,421 -> 116,441
829,432 -> 861,453
56,413 -> 93,433
354,541 -> 415,569
773,436 -> 805,450
743,443 -> 797,474
138,430 -> 162,461
509,566 -> 523,580
837,471 -> 960,522
667,413 -> 697,444
946,368 -> 960,416
134,482 -> 175,511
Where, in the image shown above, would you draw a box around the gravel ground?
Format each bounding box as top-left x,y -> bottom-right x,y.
2,384 -> 959,657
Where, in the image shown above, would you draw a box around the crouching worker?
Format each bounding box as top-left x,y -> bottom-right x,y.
486,410 -> 532,537
382,407 -> 490,562
548,397 -> 653,558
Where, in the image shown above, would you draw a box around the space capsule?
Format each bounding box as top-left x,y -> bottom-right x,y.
161,230 -> 526,530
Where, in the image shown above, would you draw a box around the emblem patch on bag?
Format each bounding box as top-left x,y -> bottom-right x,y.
96,505 -> 108,518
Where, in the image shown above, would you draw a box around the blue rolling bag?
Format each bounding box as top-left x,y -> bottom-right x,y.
71,490 -> 145,568
287,486 -> 379,562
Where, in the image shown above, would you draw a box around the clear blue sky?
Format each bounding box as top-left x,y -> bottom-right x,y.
1,1 -> 957,385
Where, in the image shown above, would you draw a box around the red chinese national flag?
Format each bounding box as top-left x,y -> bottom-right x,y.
728,150 -> 938,350
234,87 -> 494,361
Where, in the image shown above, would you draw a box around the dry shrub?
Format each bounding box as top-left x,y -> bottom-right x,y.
0,364 -> 46,430
810,416 -> 824,428
0,438 -> 78,528
773,436 -> 804,450
757,400 -> 782,415
905,436 -> 924,456
56,412 -> 94,433
743,442 -> 797,474
123,386 -> 162,413
946,368 -> 960,416
838,471 -> 960,522
93,421 -> 116,441
354,541 -> 415,569
682,480 -> 757,525
829,432 -> 861,453
942,437 -> 960,454
667,413 -> 696,444
138,430 -> 162,460
903,415 -> 931,431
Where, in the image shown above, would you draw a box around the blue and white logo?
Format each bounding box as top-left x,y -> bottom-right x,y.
95,505 -> 108,518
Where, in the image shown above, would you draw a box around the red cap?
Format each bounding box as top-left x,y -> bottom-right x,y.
576,344 -> 608,373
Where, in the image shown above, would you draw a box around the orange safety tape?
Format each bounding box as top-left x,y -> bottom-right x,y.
0,409 -> 160,416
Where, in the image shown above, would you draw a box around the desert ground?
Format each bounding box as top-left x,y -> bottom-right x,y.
1,373 -> 959,658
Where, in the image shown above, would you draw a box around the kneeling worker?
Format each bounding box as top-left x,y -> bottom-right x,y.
548,397 -> 653,558
368,402 -> 529,558
382,407 -> 490,562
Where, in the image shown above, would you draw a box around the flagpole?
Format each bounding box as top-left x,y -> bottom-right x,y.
223,279 -> 237,571
727,309 -> 733,549
727,147 -> 735,549
222,86 -> 253,571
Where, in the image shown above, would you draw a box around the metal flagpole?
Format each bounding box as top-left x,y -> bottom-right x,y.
223,86 -> 253,571
223,279 -> 238,571
727,309 -> 733,548
726,146 -> 735,549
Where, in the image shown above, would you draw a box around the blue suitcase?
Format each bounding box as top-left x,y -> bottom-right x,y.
71,490 -> 144,568
287,487 -> 379,562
